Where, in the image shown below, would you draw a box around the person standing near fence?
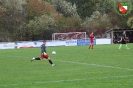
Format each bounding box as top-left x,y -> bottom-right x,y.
88,32 -> 94,49
118,31 -> 130,50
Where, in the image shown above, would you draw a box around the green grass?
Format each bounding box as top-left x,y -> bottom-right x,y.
0,44 -> 133,88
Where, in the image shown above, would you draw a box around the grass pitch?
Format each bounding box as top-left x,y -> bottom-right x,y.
0,44 -> 133,88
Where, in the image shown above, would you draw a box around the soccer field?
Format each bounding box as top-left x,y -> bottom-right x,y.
0,44 -> 133,88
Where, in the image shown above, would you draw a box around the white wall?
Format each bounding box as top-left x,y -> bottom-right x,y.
46,41 -> 66,46
0,38 -> 111,49
96,38 -> 111,45
0,42 -> 15,49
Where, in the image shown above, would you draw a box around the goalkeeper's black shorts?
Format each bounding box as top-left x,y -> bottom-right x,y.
121,40 -> 126,44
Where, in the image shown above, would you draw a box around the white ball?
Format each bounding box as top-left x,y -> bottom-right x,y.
52,51 -> 56,55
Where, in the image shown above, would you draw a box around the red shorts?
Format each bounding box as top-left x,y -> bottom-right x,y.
90,39 -> 94,43
40,54 -> 49,59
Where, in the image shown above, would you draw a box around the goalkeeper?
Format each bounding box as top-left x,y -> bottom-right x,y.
118,31 -> 130,50
31,40 -> 55,66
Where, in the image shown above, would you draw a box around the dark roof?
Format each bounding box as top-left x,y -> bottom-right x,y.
106,28 -> 133,33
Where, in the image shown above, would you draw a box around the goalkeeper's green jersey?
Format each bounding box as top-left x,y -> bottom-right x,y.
122,34 -> 126,41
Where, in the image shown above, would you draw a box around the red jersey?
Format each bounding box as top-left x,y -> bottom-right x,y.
90,33 -> 94,43
90,33 -> 94,40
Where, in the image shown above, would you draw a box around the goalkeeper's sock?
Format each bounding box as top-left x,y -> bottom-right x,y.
48,60 -> 53,64
119,44 -> 122,49
35,57 -> 40,60
125,44 -> 129,49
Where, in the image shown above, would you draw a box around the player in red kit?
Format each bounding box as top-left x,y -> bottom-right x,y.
88,32 -> 94,49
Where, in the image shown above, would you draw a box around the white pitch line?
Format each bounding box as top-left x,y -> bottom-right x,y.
3,55 -> 133,71
55,60 -> 133,71
0,75 -> 133,87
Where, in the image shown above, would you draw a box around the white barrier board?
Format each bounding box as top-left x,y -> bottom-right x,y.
96,39 -> 111,45
65,40 -> 77,46
46,41 -> 65,46
0,42 -> 15,49
17,42 -> 33,48
0,38 -> 111,49
17,41 -> 66,48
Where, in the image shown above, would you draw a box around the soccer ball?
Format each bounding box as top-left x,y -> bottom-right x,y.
52,51 -> 56,55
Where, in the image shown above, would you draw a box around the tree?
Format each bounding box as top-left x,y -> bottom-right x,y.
0,0 -> 27,41
3,0 -> 26,12
27,0 -> 46,20
52,0 -> 79,18
57,16 -> 81,32
127,17 -> 133,28
108,9 -> 129,29
81,11 -> 111,36
27,0 -> 61,20
0,11 -> 28,41
27,14 -> 56,40
65,0 -> 113,19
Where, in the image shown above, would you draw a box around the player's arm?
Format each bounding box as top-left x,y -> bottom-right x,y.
119,37 -> 122,42
92,35 -> 95,39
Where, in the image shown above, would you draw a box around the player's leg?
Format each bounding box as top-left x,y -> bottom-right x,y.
31,57 -> 40,62
31,54 -> 44,62
125,42 -> 130,49
91,41 -> 94,49
88,43 -> 91,49
119,40 -> 123,49
89,40 -> 94,49
45,55 -> 55,66
92,45 -> 93,49
119,44 -> 122,49
122,41 -> 130,49
125,44 -> 130,49
89,42 -> 92,49
48,57 -> 55,66
88,44 -> 91,49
